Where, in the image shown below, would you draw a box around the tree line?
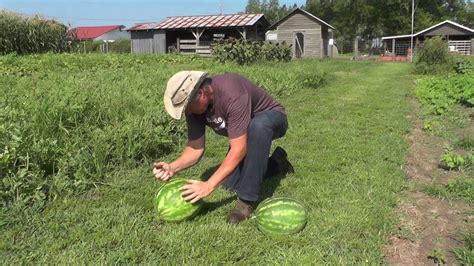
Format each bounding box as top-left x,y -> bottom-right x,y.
246,0 -> 474,42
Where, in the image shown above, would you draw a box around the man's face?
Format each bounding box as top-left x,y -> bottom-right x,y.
185,90 -> 208,115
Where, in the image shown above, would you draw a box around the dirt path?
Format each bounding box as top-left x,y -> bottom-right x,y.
384,96 -> 471,265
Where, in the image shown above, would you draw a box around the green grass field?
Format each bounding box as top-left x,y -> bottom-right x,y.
1,55 -> 413,264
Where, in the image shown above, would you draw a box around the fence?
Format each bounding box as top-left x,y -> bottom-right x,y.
177,39 -> 212,57
448,40 -> 471,55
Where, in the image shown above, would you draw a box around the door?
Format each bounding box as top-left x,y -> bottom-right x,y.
294,32 -> 305,58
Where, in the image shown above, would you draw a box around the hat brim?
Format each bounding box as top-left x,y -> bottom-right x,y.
164,71 -> 208,120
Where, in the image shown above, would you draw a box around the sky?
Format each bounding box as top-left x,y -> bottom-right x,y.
0,0 -> 306,27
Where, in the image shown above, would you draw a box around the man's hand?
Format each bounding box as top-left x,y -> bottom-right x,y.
153,162 -> 174,181
179,179 -> 213,203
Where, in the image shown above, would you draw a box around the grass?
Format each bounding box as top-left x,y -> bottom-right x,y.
1,55 -> 412,264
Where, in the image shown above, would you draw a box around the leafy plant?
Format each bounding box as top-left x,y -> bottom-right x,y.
212,38 -> 291,65
428,248 -> 447,265
439,148 -> 473,170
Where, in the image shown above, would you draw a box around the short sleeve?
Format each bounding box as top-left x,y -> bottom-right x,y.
186,114 -> 206,140
226,93 -> 251,139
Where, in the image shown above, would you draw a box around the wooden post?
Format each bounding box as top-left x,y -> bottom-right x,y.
177,38 -> 180,53
392,38 -> 395,61
238,27 -> 247,40
354,37 -> 358,58
191,29 -> 204,47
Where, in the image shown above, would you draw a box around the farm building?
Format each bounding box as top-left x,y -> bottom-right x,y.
382,20 -> 474,59
126,13 -> 270,55
268,8 -> 336,58
69,25 -> 130,41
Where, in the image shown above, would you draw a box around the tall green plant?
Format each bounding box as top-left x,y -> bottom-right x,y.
0,10 -> 69,55
413,36 -> 454,74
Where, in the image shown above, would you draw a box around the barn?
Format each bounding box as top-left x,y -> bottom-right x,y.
127,13 -> 270,55
382,20 -> 474,59
69,25 -> 130,41
268,8 -> 335,58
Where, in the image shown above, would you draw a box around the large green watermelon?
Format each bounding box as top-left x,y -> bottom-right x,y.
155,178 -> 203,222
255,197 -> 307,236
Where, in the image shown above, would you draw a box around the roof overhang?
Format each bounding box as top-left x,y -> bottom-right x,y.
269,8 -> 335,31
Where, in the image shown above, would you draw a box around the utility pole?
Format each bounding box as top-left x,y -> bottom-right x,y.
410,0 -> 415,62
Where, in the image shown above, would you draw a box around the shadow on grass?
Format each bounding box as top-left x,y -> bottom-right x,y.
198,163 -> 288,210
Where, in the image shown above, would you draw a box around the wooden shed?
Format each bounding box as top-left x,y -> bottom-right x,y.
268,8 -> 335,58
127,13 -> 269,55
382,20 -> 474,59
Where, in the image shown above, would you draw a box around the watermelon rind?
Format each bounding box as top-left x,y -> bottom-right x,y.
154,178 -> 203,222
255,196 -> 307,236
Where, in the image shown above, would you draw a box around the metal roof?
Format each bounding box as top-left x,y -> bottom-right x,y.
382,20 -> 474,40
127,13 -> 267,31
70,25 -> 124,40
269,8 -> 335,30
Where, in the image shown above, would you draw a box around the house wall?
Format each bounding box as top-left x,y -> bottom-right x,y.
94,29 -> 130,41
276,12 -> 323,58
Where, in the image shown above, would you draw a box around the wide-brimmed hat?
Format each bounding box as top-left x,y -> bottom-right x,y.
163,71 -> 208,119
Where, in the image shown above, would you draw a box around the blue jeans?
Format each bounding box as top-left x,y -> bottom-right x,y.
221,110 -> 288,201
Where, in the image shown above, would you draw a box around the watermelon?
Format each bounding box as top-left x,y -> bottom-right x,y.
255,197 -> 307,236
155,178 -> 203,222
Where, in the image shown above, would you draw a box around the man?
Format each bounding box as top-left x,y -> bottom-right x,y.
153,71 -> 293,224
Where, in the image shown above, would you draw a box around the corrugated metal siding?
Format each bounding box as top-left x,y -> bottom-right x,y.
131,31 -> 154,54
276,13 -> 323,58
153,31 -> 166,54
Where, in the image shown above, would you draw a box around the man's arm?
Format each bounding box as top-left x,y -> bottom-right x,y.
180,134 -> 247,203
153,136 -> 205,181
170,136 -> 205,172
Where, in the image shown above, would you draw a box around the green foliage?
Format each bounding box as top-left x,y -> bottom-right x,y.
453,55 -> 474,75
212,38 -> 291,65
454,230 -> 474,265
413,36 -> 454,75
245,0 -> 297,24
439,147 -> 473,170
422,177 -> 474,203
0,54 -> 190,208
415,75 -> 474,115
428,248 -> 447,265
0,10 -> 69,55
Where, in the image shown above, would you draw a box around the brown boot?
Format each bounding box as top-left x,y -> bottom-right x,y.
227,199 -> 255,224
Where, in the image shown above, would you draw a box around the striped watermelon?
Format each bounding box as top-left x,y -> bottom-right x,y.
155,178 -> 203,222
255,197 -> 307,236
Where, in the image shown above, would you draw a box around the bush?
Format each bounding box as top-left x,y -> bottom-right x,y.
0,10 -> 69,55
413,36 -> 454,74
212,38 -> 291,65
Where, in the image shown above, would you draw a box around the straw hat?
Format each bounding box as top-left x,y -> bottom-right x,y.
163,71 -> 208,119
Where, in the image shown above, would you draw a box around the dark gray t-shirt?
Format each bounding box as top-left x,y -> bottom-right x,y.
186,73 -> 285,140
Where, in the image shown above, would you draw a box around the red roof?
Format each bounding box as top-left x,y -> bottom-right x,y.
127,14 -> 267,31
70,25 -> 124,40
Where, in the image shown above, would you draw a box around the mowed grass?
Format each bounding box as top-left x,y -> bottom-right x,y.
1,55 -> 412,264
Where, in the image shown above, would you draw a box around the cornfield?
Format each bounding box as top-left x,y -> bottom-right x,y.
0,10 -> 69,55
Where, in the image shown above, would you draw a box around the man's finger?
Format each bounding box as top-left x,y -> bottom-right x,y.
180,188 -> 194,196
186,179 -> 198,184
190,197 -> 200,204
184,193 -> 197,201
